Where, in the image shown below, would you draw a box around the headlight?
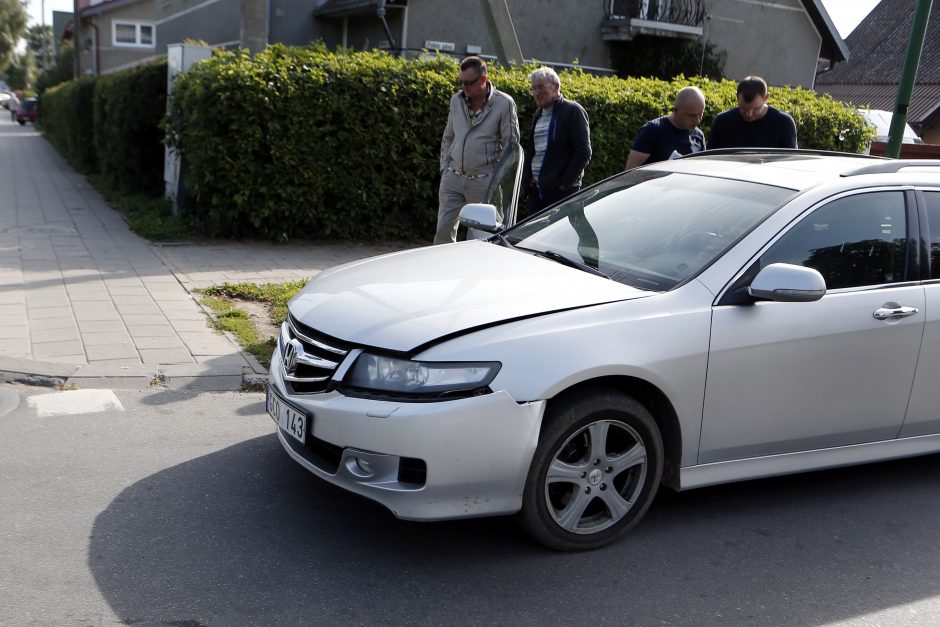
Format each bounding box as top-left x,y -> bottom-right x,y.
343,353 -> 500,398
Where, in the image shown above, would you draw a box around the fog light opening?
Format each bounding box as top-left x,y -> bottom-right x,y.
345,456 -> 375,478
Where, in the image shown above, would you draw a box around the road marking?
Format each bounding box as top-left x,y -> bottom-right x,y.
0,388 -> 18,418
27,389 -> 125,417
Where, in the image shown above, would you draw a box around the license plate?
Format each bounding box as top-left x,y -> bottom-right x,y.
267,387 -> 308,445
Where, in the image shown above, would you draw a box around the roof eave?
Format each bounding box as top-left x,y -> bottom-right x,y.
804,0 -> 850,62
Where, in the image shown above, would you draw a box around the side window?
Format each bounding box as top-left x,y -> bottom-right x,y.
923,192 -> 940,279
761,191 -> 908,290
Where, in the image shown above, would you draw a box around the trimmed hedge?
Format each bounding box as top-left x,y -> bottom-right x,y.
93,61 -> 169,195
166,45 -> 875,241
165,45 -> 457,240
41,60 -> 167,192
42,77 -> 98,173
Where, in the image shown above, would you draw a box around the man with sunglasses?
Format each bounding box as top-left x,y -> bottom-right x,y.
435,56 -> 519,244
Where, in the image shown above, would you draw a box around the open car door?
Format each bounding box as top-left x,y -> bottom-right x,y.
462,141 -> 525,240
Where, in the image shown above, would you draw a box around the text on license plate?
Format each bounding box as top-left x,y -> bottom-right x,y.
266,389 -> 307,445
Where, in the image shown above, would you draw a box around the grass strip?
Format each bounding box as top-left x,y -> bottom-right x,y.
197,281 -> 308,369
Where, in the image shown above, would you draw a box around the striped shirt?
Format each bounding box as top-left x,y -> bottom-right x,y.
530,108 -> 553,180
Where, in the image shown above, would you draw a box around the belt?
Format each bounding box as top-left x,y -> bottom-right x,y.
447,167 -> 491,180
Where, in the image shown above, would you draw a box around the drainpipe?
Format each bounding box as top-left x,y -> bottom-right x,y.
886,0 -> 933,158
376,0 -> 398,53
88,20 -> 100,75
483,0 -> 523,65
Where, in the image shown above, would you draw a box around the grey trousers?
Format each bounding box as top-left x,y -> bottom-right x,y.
433,169 -> 490,245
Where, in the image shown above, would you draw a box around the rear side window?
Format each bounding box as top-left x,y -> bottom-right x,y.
924,192 -> 940,279
761,191 -> 908,290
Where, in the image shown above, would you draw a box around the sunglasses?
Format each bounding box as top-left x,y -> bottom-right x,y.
458,75 -> 482,88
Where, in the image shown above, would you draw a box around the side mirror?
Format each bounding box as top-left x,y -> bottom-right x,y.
459,203 -> 502,234
748,263 -> 826,302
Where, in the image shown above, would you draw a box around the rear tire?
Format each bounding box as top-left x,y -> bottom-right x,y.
517,388 -> 663,551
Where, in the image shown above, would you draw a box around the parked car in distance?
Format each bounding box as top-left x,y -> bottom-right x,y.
16,98 -> 37,125
0,91 -> 11,110
859,108 -> 923,151
267,149 -> 940,550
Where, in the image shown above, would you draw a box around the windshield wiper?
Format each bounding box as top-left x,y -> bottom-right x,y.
531,249 -> 610,280
489,231 -> 515,248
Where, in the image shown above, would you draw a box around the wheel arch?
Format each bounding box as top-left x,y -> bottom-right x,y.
543,376 -> 682,490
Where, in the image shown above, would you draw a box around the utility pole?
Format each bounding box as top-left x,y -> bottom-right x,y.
886,0 -> 933,158
73,0 -> 81,78
41,0 -> 50,71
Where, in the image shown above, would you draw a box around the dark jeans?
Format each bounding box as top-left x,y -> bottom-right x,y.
525,183 -> 580,218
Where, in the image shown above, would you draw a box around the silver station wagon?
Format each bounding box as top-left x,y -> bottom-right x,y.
267,149 -> 940,550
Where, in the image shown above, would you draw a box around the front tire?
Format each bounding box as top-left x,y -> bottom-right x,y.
518,389 -> 663,551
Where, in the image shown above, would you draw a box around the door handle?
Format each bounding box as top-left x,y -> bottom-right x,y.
873,306 -> 919,320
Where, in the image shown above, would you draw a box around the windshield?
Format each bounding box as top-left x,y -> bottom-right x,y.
504,170 -> 796,291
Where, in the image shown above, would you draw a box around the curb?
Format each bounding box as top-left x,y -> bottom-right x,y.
0,356 -> 267,392
0,357 -> 78,388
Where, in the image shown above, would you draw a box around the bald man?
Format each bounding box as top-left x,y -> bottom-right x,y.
625,86 -> 706,169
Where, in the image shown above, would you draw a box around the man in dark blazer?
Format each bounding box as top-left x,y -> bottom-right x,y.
523,67 -> 592,216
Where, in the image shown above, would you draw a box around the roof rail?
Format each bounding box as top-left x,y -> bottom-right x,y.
840,160 -> 940,177
681,148 -> 884,160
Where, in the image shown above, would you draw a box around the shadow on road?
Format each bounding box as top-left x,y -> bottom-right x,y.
89,435 -> 940,625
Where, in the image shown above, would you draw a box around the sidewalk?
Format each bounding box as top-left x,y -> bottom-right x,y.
0,117 -> 410,390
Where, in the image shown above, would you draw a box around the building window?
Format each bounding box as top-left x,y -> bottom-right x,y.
112,21 -> 156,48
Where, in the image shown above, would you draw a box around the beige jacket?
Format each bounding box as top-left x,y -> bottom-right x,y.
440,84 -> 519,176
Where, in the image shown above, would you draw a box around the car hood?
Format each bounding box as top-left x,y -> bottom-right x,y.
289,240 -> 650,353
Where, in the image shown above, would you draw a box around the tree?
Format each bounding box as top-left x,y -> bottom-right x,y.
35,39 -> 74,95
27,24 -> 53,73
6,51 -> 36,91
610,36 -> 726,81
0,0 -> 28,74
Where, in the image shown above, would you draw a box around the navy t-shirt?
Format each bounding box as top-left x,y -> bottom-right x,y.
632,116 -> 706,164
707,106 -> 798,149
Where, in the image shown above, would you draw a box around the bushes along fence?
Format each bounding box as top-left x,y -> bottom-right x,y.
42,46 -> 875,242
41,60 -> 168,194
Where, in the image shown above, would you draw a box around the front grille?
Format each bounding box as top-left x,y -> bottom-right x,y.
281,313 -> 354,394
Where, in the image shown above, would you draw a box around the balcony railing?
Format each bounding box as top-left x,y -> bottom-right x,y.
605,0 -> 705,27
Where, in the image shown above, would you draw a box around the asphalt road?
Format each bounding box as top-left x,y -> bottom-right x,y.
2,383 -> 939,626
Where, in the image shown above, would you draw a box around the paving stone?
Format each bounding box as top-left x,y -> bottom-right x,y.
28,306 -> 74,320
121,314 -> 170,326
177,332 -> 237,356
107,286 -> 150,296
0,303 -> 27,317
72,303 -> 121,321
0,338 -> 30,357
0,326 -> 29,340
31,327 -> 81,343
31,317 -> 79,331
32,340 -> 84,359
39,354 -> 88,365
116,303 -> 163,316
77,320 -> 126,333
25,293 -> 71,308
139,347 -> 195,365
68,290 -> 113,302
127,325 -> 178,338
81,331 -> 133,346
85,343 -> 139,361
133,335 -> 186,350
111,294 -> 158,305
169,319 -> 212,332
